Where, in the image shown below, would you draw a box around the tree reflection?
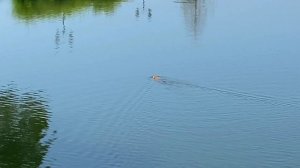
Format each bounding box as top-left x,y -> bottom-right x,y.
0,84 -> 54,168
12,0 -> 125,21
179,0 -> 208,38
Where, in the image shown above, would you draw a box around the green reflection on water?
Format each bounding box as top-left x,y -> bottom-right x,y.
0,84 -> 54,168
12,0 -> 124,21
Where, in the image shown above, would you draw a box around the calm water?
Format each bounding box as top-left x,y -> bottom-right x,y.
1,0 -> 300,167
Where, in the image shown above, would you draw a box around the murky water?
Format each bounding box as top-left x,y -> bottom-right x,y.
1,0 -> 300,167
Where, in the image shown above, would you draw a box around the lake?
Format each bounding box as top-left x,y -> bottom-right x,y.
0,0 -> 300,167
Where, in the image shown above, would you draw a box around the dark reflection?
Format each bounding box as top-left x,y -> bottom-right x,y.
135,0 -> 152,20
142,0 -> 145,10
148,8 -> 152,19
177,0 -> 208,38
55,29 -> 61,50
0,84 -> 55,168
55,13 -> 74,51
69,31 -> 74,49
12,0 -> 125,21
135,8 -> 140,18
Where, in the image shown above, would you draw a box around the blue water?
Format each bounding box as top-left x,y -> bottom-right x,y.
0,0 -> 300,167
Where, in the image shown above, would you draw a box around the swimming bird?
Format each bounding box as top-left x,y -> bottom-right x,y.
152,75 -> 161,80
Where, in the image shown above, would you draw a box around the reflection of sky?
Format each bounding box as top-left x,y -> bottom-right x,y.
0,0 -> 300,96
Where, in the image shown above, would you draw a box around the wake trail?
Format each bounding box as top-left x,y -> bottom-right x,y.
152,76 -> 300,107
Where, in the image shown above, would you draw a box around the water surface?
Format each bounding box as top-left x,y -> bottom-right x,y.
0,0 -> 300,167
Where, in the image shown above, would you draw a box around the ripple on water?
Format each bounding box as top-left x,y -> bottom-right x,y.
31,76 -> 300,167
